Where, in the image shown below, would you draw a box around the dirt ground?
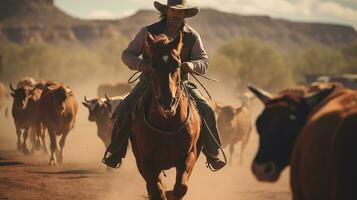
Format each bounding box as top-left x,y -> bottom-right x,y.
0,81 -> 291,200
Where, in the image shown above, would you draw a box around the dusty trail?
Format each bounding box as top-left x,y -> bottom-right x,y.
0,81 -> 291,200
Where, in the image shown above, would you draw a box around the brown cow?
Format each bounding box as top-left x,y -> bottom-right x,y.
249,84 -> 357,200
0,81 -> 9,115
215,103 -> 252,165
39,84 -> 78,165
27,82 -> 48,154
82,95 -> 124,148
9,83 -> 33,154
97,82 -> 131,98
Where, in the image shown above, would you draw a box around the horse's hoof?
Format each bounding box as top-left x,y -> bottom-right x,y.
166,190 -> 182,200
173,183 -> 187,200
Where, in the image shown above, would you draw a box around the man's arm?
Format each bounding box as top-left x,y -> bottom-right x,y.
121,27 -> 148,71
183,31 -> 209,75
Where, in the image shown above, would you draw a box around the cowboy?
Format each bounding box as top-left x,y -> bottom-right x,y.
103,0 -> 226,171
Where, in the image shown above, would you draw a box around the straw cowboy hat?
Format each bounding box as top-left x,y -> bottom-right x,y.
154,0 -> 199,18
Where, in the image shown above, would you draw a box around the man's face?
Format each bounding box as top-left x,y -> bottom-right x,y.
166,8 -> 185,28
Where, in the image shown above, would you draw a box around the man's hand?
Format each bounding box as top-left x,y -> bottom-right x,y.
181,62 -> 194,73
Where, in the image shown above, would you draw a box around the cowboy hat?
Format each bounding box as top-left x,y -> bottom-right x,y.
154,0 -> 199,18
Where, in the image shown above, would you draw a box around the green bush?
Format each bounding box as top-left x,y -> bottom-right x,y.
210,38 -> 294,92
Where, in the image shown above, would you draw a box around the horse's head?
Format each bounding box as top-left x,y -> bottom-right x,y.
146,32 -> 183,115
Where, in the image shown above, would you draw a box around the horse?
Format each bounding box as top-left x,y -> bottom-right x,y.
130,32 -> 202,200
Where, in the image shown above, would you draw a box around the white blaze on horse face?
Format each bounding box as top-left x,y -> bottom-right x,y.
162,55 -> 169,63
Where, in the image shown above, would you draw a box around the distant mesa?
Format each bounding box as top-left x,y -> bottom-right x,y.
0,1 -> 356,52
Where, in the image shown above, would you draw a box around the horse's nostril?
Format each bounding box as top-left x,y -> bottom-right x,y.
264,164 -> 273,174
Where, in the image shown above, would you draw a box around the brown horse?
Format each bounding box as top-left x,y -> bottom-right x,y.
131,32 -> 202,200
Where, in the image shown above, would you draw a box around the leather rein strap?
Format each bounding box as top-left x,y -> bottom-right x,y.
143,82 -> 191,135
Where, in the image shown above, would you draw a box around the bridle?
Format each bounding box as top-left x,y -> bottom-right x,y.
143,58 -> 192,135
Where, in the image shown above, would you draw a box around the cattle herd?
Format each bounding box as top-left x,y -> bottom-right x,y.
1,77 -> 356,200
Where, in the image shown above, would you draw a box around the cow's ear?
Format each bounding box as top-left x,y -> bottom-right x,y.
304,86 -> 335,109
82,102 -> 89,108
11,93 -> 15,98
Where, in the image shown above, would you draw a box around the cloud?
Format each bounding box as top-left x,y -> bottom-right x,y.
317,1 -> 357,21
193,0 -> 320,17
83,0 -> 356,28
194,0 -> 356,27
88,10 -> 115,19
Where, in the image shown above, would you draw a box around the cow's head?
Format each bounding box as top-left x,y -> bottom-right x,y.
10,84 -> 31,109
216,103 -> 245,131
82,96 -> 109,122
48,86 -> 71,114
248,84 -> 334,182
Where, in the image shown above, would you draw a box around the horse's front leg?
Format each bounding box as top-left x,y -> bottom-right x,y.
140,160 -> 166,200
172,151 -> 197,200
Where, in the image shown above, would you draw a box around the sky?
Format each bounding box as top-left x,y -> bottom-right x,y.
55,0 -> 357,29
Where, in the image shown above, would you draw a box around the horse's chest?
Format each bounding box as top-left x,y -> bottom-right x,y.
135,128 -> 193,162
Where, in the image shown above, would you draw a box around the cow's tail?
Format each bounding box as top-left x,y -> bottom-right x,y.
239,121 -> 252,165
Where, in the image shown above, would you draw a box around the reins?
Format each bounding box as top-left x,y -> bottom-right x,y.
143,82 -> 191,135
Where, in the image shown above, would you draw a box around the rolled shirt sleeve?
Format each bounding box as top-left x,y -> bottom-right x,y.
121,27 -> 148,71
187,30 -> 209,75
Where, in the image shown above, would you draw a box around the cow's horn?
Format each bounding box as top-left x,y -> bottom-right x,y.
247,84 -> 273,104
105,94 -> 111,102
304,86 -> 335,109
9,84 -> 16,92
84,96 -> 90,103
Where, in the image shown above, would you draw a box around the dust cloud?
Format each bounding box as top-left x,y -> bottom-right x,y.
0,71 -> 291,200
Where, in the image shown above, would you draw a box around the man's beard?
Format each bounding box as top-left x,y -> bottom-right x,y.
170,17 -> 183,28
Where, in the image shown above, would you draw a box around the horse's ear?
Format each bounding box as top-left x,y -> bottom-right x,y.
171,31 -> 183,53
146,33 -> 155,48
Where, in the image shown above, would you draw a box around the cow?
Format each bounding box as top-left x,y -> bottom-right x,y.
9,82 -> 33,154
82,94 -> 124,148
39,83 -> 78,165
0,81 -> 9,116
215,102 -> 252,165
249,83 -> 357,200
27,82 -> 48,154
97,82 -> 131,98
